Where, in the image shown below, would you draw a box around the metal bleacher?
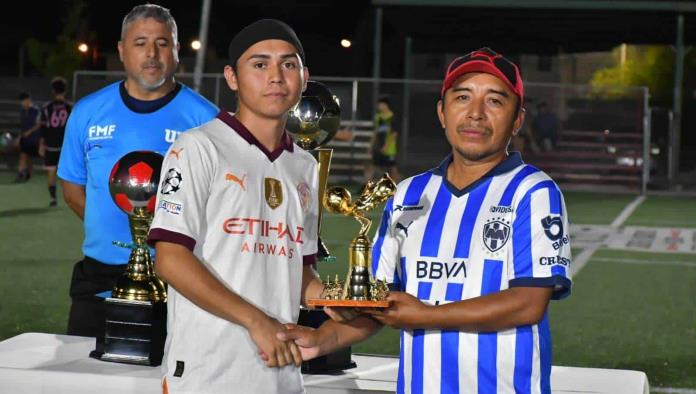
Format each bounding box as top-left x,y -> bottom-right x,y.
528,129 -> 644,187
525,95 -> 647,191
325,120 -> 372,184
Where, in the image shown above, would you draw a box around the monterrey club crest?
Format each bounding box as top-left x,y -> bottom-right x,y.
483,218 -> 510,253
264,177 -> 283,209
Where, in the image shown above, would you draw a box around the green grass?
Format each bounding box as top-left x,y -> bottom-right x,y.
0,170 -> 82,339
624,195 -> 696,228
563,191 -> 636,225
550,249 -> 696,388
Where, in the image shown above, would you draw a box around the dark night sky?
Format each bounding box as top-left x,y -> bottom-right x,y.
4,0 -> 696,77
2,0 -> 376,77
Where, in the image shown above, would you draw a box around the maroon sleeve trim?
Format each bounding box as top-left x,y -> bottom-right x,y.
147,228 -> 196,251
303,254 -> 317,266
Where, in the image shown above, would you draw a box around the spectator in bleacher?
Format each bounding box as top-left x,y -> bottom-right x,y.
14,92 -> 41,183
533,101 -> 560,151
366,96 -> 401,182
511,112 -> 539,154
40,77 -> 72,207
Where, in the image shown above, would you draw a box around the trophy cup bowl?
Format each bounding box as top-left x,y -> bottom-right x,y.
90,150 -> 167,366
287,80 -> 340,151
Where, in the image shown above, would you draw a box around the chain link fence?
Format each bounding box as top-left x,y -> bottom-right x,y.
73,71 -> 651,192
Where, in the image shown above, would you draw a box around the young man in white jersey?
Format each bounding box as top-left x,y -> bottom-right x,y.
281,47 -> 573,394
147,19 -> 357,394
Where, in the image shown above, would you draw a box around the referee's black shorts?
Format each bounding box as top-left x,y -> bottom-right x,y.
66,257 -> 127,337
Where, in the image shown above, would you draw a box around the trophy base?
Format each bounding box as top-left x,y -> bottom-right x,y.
90,297 -> 167,366
298,308 -> 356,374
306,299 -> 391,308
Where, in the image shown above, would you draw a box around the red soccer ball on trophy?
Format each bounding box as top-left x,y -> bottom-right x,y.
108,151 -> 164,215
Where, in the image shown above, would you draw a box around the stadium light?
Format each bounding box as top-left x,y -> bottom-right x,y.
340,39 -> 352,48
78,43 -> 89,53
191,40 -> 201,51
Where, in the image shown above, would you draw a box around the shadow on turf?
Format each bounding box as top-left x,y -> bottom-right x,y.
0,207 -> 55,218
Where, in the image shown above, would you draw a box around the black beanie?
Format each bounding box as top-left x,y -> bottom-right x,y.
228,19 -> 305,68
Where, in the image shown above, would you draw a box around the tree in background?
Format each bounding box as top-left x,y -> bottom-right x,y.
24,0 -> 86,79
591,45 -> 674,107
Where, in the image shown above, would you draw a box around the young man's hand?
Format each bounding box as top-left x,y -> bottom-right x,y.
362,291 -> 430,329
249,316 -> 303,368
276,323 -> 323,361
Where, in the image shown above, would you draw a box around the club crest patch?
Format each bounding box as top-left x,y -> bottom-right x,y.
483,218 -> 510,253
297,182 -> 312,213
264,178 -> 283,209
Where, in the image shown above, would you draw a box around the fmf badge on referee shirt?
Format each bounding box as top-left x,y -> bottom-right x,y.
264,177 -> 283,209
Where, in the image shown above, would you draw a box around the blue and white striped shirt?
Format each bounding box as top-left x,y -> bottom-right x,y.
372,152 -> 572,394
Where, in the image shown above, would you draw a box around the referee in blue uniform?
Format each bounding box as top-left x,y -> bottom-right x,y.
57,4 -> 217,336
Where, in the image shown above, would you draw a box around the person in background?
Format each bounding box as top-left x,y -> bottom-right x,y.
14,92 -> 41,183
39,77 -> 72,207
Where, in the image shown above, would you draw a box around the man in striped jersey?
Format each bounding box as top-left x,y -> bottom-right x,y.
282,47 -> 572,394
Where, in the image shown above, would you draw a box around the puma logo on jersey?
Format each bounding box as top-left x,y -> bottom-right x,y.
396,221 -> 413,237
169,148 -> 183,159
225,173 -> 247,191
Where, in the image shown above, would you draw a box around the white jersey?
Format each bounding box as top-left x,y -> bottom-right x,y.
148,111 -> 319,394
372,153 -> 572,394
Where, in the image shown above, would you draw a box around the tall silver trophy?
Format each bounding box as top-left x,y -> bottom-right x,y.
286,80 -> 340,263
287,81 -> 355,373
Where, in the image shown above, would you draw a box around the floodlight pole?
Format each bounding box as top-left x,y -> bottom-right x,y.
401,36 -> 412,165
193,0 -> 212,93
372,7 -> 383,113
669,13 -> 684,186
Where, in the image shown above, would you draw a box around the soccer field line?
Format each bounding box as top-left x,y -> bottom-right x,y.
592,256 -> 696,268
652,387 -> 696,394
571,244 -> 599,276
611,195 -> 646,228
573,195 -> 646,276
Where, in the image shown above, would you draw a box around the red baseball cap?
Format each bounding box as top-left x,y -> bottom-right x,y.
441,47 -> 524,106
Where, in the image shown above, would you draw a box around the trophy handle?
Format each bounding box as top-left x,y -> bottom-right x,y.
311,148 -> 335,263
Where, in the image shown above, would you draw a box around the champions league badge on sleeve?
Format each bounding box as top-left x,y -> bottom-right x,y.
483,218 -> 510,253
161,168 -> 182,195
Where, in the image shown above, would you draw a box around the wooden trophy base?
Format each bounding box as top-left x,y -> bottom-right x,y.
306,299 -> 391,308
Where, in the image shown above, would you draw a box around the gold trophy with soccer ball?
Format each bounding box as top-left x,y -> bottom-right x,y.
307,173 -> 396,308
